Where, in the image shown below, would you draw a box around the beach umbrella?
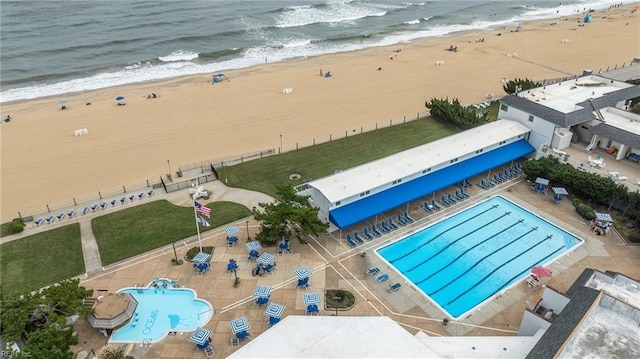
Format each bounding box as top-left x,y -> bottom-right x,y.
188,327 -> 212,347
116,96 -> 125,101
531,266 -> 552,278
59,99 -> 68,105
225,226 -> 240,236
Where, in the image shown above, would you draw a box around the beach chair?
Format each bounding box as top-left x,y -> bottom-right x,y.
46,216 -> 55,224
388,283 -> 402,292
396,214 -> 407,226
100,202 -> 108,210
129,194 -> 136,202
57,213 -> 65,221
403,211 -> 414,223
345,235 -> 357,248
110,199 -> 117,207
440,196 -> 450,207
363,228 -> 374,240
376,273 -> 389,283
148,189 -> 155,197
455,190 -> 465,201
67,210 -> 76,218
91,204 -> 99,212
120,197 -> 127,205
422,202 -> 433,213
464,179 -> 473,188
138,192 -> 145,200
371,224 -> 382,237
447,193 -> 457,204
431,200 -> 441,211
34,218 -> 44,227
82,207 -> 90,215
353,232 -> 365,243
380,221 -> 391,233
387,218 -> 399,230
366,267 -> 380,277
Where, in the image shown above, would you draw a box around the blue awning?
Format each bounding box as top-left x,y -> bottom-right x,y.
329,139 -> 534,229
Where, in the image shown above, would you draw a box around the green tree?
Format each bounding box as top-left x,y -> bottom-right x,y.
22,325 -> 78,359
37,279 -> 94,324
0,293 -> 33,341
425,97 -> 487,129
96,345 -> 126,359
503,78 -> 541,94
253,185 -> 329,244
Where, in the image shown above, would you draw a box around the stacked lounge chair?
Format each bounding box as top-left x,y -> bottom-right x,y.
423,202 -> 433,213
440,196 -> 450,207
447,193 -> 457,204
397,214 -> 407,226
431,200 -> 441,210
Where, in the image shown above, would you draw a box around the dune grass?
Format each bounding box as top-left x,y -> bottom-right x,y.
0,224 -> 83,295
217,118 -> 457,197
92,200 -> 251,265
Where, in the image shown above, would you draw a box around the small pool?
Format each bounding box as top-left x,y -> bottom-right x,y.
109,279 -> 213,344
376,196 -> 583,319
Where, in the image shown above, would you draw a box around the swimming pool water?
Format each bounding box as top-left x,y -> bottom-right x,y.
376,196 -> 582,319
109,282 -> 213,344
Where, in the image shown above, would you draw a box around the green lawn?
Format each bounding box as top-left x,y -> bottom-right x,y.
92,200 -> 251,265
217,118 -> 457,197
0,224 -> 84,295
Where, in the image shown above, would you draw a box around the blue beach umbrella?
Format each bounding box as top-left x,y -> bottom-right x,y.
116,96 -> 125,101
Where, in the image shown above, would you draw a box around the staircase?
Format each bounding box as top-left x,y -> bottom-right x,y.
589,98 -> 605,121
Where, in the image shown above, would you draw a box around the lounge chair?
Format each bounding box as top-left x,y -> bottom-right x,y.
91,204 -> 99,212
380,221 -> 391,233
82,207 -> 90,215
110,199 -> 117,207
388,282 -> 402,292
363,228 -> 374,240
57,213 -> 65,221
100,202 -> 108,210
353,232 -> 365,243
387,218 -> 399,230
376,273 -> 389,283
366,267 -> 381,277
138,192 -> 145,200
431,200 -> 441,210
464,179 -> 473,188
129,194 -> 136,202
46,216 -> 55,224
447,193 -> 457,204
120,197 -> 127,205
397,214 -> 407,226
67,210 -> 76,218
403,211 -> 414,223
371,224 -> 382,237
34,219 -> 44,227
422,202 -> 433,213
345,235 -> 357,248
440,196 -> 450,207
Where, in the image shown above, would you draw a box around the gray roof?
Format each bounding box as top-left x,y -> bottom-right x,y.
500,86 -> 640,128
525,269 -> 600,359
591,123 -> 640,149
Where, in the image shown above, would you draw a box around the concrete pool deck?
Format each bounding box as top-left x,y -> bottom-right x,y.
70,178 -> 640,358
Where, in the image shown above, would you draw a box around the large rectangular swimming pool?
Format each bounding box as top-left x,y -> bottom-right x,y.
376,196 -> 583,319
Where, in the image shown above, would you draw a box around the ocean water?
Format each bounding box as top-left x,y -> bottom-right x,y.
0,0 -> 629,103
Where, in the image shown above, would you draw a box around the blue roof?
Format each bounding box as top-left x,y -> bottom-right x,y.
329,139 -> 535,229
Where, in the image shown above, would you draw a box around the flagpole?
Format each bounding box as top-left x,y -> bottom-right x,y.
193,196 -> 203,252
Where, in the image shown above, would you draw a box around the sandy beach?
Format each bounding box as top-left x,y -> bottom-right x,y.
1,5 -> 639,221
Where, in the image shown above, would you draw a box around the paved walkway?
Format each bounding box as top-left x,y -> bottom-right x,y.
0,180 -> 276,274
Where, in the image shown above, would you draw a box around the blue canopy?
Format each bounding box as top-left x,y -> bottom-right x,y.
329,139 -> 534,228
189,327 -> 212,346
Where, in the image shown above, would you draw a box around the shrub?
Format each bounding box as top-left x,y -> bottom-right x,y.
185,246 -> 214,261
4,218 -> 25,234
627,231 -> 640,243
575,203 -> 595,220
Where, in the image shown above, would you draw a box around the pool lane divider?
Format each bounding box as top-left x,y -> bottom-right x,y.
445,234 -> 554,306
388,204 -> 500,264
427,227 -> 540,296
414,218 -> 525,285
406,211 -> 513,273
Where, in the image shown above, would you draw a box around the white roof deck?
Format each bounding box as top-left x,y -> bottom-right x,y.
519,75 -> 632,113
307,120 -> 530,203
600,107 -> 640,135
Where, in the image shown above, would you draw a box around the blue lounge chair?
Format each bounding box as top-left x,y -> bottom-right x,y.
82,207 -> 90,215
67,210 -> 76,218
403,211 -> 414,223
371,224 -> 382,237
120,197 -> 127,205
455,190 -> 465,201
464,179 -> 473,188
397,214 -> 407,226
363,228 -> 374,240
129,194 -> 136,202
46,216 -> 55,224
34,218 -> 44,227
387,218 -> 399,230
366,267 -> 380,277
91,204 -> 99,212
388,283 -> 402,292
447,193 -> 457,204
345,235 -> 357,247
380,221 -> 391,233
353,232 -> 365,243
100,202 -> 108,210
431,200 -> 441,210
376,273 -> 389,283
148,189 -> 155,197
57,213 -> 65,221
110,199 -> 117,207
440,196 -> 450,207
423,202 -> 433,213
138,192 -> 145,200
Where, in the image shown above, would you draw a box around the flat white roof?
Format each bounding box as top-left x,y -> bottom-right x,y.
307,120 -> 530,203
227,316 -> 439,358
518,75 -> 632,114
415,330 -> 542,358
600,107 -> 640,135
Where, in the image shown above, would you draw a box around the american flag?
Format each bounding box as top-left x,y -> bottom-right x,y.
194,201 -> 211,218
196,215 -> 211,227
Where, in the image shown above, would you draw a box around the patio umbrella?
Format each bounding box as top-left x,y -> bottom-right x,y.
225,226 -> 240,236
245,241 -> 262,252
304,292 -> 321,305
229,316 -> 250,334
192,252 -> 211,263
531,266 -> 552,278
264,303 -> 285,318
188,327 -> 212,346
294,266 -> 312,279
253,285 -> 271,298
257,252 -> 275,265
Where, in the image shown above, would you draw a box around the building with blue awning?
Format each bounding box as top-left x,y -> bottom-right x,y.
299,120 -> 534,230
